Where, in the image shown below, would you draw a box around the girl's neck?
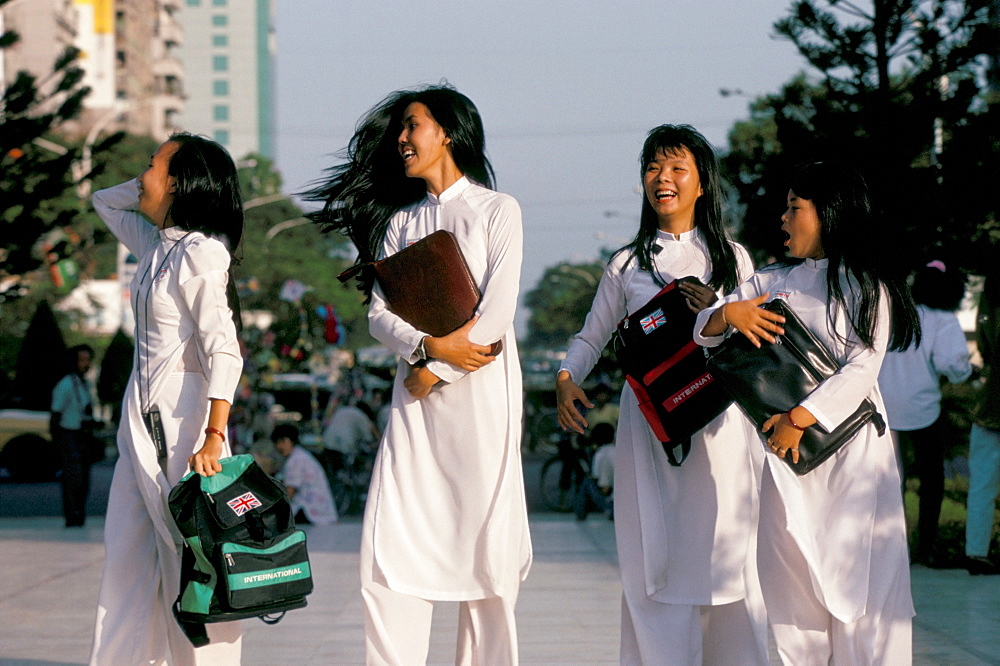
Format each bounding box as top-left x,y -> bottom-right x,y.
424,164 -> 464,197
657,216 -> 695,236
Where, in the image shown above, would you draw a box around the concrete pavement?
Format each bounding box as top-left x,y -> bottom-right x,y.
1,513 -> 999,665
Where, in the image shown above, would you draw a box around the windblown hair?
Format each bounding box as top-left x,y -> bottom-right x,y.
166,132 -> 244,329
911,262 -> 966,312
305,84 -> 494,297
614,124 -> 740,294
787,161 -> 919,351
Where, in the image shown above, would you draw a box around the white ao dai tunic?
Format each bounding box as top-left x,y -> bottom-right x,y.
560,228 -> 761,605
363,177 -> 532,600
694,259 -> 914,624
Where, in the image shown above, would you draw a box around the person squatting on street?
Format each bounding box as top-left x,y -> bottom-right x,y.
557,125 -> 769,665
307,84 -> 531,665
696,161 -> 921,664
89,133 -> 244,665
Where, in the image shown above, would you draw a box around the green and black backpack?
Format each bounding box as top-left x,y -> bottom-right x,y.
168,454 -> 313,647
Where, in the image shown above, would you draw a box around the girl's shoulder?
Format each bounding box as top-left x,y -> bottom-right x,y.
178,232 -> 231,277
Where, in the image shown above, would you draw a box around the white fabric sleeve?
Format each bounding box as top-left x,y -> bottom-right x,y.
367,216 -> 429,364
177,238 -> 243,403
799,291 -> 891,432
425,196 -> 523,384
558,260 -> 627,384
91,179 -> 159,258
693,275 -> 766,348
931,312 -> 973,384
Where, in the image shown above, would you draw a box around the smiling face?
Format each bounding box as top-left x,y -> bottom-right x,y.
781,189 -> 825,260
397,102 -> 453,188
137,140 -> 180,228
643,147 -> 703,232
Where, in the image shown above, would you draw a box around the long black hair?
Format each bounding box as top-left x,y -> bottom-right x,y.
614,124 -> 740,294
305,84 -> 494,297
787,161 -> 919,351
166,132 -> 244,330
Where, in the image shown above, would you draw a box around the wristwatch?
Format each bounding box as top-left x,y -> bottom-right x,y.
415,335 -> 428,361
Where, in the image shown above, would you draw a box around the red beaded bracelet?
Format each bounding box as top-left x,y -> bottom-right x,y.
786,411 -> 805,430
204,426 -> 226,441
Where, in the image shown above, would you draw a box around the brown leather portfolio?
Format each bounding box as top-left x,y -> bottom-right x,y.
338,230 -> 502,354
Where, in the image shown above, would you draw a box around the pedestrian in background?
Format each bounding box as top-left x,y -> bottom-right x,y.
697,161 -> 921,663
272,423 -> 338,526
50,344 -> 97,527
308,84 -> 531,664
557,125 -> 767,665
966,265 -> 1000,575
89,133 -> 244,664
879,260 -> 972,566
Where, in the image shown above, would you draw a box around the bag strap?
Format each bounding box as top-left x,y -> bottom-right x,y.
661,438 -> 691,467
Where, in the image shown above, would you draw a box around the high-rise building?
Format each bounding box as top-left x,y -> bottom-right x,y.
0,0 -> 80,108
174,0 -> 275,161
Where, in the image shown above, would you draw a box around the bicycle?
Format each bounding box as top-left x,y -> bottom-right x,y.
538,430 -> 593,512
328,444 -> 376,517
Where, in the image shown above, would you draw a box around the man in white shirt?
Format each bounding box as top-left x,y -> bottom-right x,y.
272,424 -> 337,525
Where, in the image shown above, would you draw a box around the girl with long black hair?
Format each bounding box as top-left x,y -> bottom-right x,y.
556,125 -> 768,664
308,85 -> 531,664
90,133 -> 244,664
696,161 -> 920,663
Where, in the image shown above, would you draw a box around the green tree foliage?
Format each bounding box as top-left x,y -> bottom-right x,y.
236,170 -> 372,352
523,260 -> 605,349
11,300 -> 66,410
723,0 -> 996,272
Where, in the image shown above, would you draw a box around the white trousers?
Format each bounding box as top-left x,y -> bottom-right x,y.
90,374 -> 241,665
620,593 -> 767,666
966,424 -> 1000,557
361,552 -> 519,665
758,465 -> 912,665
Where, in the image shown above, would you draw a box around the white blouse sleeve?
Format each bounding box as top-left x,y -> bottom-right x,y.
91,179 -> 159,258
559,258 -> 627,384
693,273 -> 768,348
931,311 -> 973,384
177,237 -> 243,403
799,290 -> 890,431
367,214 -> 428,364
424,196 -> 524,384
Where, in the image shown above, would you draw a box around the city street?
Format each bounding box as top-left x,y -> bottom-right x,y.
1,453 -> 999,664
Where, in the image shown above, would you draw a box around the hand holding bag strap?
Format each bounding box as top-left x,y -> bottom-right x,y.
706,299 -> 885,475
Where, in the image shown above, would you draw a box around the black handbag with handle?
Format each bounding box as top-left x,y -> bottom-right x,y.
705,299 -> 886,475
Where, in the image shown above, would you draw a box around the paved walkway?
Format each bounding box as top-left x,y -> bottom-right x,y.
1,514 -> 998,665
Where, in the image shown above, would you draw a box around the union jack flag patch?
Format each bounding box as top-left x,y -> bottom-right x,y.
226,492 -> 262,516
640,308 -> 667,334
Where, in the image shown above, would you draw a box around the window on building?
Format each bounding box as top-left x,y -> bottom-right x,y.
186,0 -> 201,5
213,105 -> 230,121
211,14 -> 227,27
214,130 -> 230,145
212,34 -> 228,47
213,80 -> 229,96
212,0 -> 227,6
212,55 -> 228,71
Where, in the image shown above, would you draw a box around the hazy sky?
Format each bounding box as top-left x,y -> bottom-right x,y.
273,0 -> 808,333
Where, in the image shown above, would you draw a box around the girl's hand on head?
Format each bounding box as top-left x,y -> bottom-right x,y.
678,280 -> 718,314
423,317 -> 497,372
556,371 -> 593,435
189,438 -> 224,477
725,293 -> 786,348
404,365 -> 440,399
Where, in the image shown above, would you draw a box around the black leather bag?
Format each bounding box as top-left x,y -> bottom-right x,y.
613,277 -> 733,465
705,299 -> 886,475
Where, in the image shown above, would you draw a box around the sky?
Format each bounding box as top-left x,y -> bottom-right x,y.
272,0 -> 808,334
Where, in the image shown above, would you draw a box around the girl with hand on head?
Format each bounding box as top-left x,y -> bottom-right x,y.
89,134 -> 244,665
557,125 -> 769,665
307,85 -> 530,665
696,161 -> 920,664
